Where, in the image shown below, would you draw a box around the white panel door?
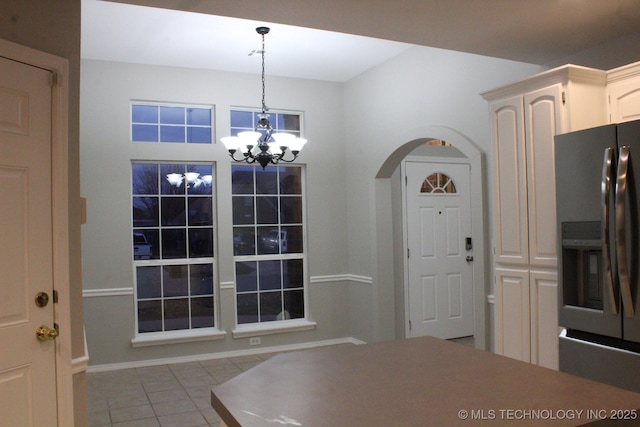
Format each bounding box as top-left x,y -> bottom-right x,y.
494,267 -> 531,362
530,269 -> 558,370
405,161 -> 473,339
524,84 -> 562,268
491,95 -> 529,265
0,56 -> 57,426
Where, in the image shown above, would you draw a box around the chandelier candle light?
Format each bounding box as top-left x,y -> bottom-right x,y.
220,26 -> 307,169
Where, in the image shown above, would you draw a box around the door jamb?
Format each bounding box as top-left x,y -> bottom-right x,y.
0,38 -> 74,425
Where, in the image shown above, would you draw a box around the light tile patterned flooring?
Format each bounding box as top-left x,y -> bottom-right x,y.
87,337 -> 475,427
87,352 -> 276,427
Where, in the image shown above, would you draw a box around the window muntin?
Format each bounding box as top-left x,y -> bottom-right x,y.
231,164 -> 305,325
131,103 -> 213,144
132,162 -> 216,334
420,172 -> 457,194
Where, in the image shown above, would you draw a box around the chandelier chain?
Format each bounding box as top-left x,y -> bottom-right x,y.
261,31 -> 266,114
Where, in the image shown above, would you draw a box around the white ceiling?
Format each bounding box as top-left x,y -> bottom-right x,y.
81,0 -> 413,82
82,0 -> 640,83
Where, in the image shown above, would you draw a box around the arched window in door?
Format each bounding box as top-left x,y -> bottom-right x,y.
420,172 -> 457,194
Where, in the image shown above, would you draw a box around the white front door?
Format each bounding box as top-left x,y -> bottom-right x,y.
0,56 -> 58,425
404,160 -> 474,339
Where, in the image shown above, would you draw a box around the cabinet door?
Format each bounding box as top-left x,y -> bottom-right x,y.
524,85 -> 562,268
529,269 -> 558,370
494,267 -> 530,362
491,96 -> 528,264
608,77 -> 640,123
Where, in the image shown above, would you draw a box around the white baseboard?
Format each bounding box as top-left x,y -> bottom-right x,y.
86,336 -> 366,373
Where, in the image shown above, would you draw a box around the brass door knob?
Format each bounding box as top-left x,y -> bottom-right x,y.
36,325 -> 58,341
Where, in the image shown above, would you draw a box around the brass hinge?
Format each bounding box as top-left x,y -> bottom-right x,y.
407,248 -> 410,258
562,91 -> 566,105
48,72 -> 61,87
53,290 -> 59,304
409,320 -> 412,331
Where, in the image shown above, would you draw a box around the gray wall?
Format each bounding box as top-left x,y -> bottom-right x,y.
80,60 -> 351,365
81,45 -> 544,365
342,46 -> 543,344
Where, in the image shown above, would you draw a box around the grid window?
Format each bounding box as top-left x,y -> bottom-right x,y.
131,103 -> 213,144
229,109 -> 301,141
231,164 -> 305,325
132,162 -> 215,333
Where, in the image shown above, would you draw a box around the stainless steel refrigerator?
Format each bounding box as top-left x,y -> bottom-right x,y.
555,119 -> 640,393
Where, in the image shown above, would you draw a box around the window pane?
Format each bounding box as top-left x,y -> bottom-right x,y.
163,265 -> 188,297
191,297 -> 214,328
256,197 -> 278,224
280,196 -> 302,224
284,289 -> 304,319
279,166 -> 302,194
283,259 -> 303,289
236,261 -> 257,292
187,108 -> 211,126
164,299 -> 190,331
133,229 -> 159,260
188,197 -> 213,225
136,266 -> 161,298
260,292 -> 282,322
256,168 -> 278,194
160,125 -> 185,143
187,164 -> 213,195
232,196 -> 254,225
138,300 -> 162,333
132,163 -> 159,195
189,228 -> 213,258
133,197 -> 159,227
233,228 -> 256,256
187,126 -> 211,144
132,124 -> 158,142
283,226 -> 303,254
132,105 -> 158,123
161,164 -> 186,195
257,227 -> 280,254
160,106 -> 185,124
230,110 -> 253,128
237,293 -> 258,324
259,260 -> 282,290
231,166 -> 255,194
161,197 -> 186,226
162,229 -> 187,259
277,114 -> 300,131
190,264 -> 213,295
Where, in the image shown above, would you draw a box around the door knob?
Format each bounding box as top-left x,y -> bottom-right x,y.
466,256 -> 474,262
36,324 -> 58,341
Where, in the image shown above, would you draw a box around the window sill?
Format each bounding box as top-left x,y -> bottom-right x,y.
232,319 -> 317,339
131,328 -> 226,348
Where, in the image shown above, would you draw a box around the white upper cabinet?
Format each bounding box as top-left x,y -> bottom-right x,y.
607,62 -> 640,123
483,65 -> 608,268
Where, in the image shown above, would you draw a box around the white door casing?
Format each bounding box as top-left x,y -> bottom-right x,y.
404,160 -> 474,339
0,56 -> 58,426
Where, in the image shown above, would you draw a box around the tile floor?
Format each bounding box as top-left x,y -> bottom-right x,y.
87,337 -> 475,427
87,352 -> 276,427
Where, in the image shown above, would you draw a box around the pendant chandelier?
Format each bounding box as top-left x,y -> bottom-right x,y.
220,27 -> 307,169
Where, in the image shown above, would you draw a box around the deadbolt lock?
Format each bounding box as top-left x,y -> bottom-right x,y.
35,292 -> 50,307
36,324 -> 59,341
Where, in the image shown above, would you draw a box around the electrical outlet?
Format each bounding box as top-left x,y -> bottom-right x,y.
249,337 -> 261,346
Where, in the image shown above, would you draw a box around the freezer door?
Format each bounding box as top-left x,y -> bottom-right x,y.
555,124 -> 622,338
618,119 -> 640,343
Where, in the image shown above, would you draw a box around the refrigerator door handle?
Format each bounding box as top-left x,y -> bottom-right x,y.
602,147 -> 619,315
616,145 -> 635,318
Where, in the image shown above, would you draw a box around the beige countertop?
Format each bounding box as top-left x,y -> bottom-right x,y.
211,336 -> 640,426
